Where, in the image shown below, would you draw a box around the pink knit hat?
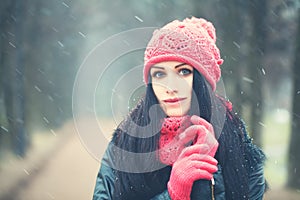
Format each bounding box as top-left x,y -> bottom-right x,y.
143,17 -> 223,91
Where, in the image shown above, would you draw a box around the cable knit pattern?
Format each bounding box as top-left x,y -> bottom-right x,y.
144,17 -> 223,91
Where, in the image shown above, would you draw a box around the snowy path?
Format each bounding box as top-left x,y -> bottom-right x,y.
15,134 -> 100,200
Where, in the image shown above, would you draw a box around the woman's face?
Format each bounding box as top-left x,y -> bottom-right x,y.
150,61 -> 193,117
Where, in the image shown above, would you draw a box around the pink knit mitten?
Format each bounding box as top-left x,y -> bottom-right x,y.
167,115 -> 219,200
158,115 -> 219,165
167,144 -> 218,200
188,115 -> 219,157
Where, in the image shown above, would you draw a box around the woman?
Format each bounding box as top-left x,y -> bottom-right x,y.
93,17 -> 266,200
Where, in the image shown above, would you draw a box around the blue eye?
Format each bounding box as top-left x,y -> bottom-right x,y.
152,71 -> 165,78
179,68 -> 192,76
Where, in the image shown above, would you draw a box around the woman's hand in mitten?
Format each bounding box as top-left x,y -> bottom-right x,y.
179,115 -> 219,157
159,115 -> 219,165
159,117 -> 210,165
167,144 -> 218,200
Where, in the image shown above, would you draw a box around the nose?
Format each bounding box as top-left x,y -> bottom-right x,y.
166,87 -> 178,94
165,77 -> 179,94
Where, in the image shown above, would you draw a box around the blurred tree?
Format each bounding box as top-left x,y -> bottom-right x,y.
245,0 -> 268,147
213,0 -> 246,113
212,0 -> 267,146
0,0 -> 88,157
0,0 -> 13,154
13,0 -> 27,157
1,0 -> 28,157
23,0 -> 85,129
287,7 -> 300,190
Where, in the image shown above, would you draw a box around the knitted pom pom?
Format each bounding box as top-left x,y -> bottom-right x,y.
183,17 -> 216,42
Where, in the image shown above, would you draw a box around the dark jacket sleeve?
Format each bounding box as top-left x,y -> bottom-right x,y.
150,190 -> 171,200
93,164 -> 115,200
249,163 -> 266,200
93,141 -> 227,200
93,150 -> 226,200
93,142 -> 117,200
93,164 -> 172,200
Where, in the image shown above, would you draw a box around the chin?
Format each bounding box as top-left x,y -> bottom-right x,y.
166,110 -> 188,117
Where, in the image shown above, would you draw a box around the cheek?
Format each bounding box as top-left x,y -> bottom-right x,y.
183,77 -> 193,98
152,84 -> 164,101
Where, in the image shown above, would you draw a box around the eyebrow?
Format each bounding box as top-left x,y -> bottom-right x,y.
151,66 -> 165,70
152,63 -> 187,70
174,63 -> 187,68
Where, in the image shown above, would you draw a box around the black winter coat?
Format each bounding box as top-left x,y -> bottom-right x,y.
93,142 -> 265,200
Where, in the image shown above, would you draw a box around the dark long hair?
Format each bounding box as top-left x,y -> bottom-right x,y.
110,70 -> 265,199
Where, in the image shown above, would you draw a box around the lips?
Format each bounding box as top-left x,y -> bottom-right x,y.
163,97 -> 186,103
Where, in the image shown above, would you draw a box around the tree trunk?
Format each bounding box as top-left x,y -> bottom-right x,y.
2,0 -> 27,157
14,0 -> 27,156
246,0 -> 267,147
287,8 -> 300,190
214,0 -> 246,113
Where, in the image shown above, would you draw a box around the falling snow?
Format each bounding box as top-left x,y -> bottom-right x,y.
57,41 -> 64,48
15,69 -> 22,75
0,2 -> 299,199
52,27 -> 58,32
134,16 -> 144,22
78,31 -> 86,38
34,85 -> 42,92
37,68 -> 45,75
258,122 -> 266,127
242,77 -> 254,83
9,42 -> 16,48
48,95 -> 54,101
7,31 -> 15,37
62,2 -> 70,8
50,129 -> 57,136
233,41 -> 241,48
23,169 -> 30,175
0,126 -> 8,132
43,117 -> 49,124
